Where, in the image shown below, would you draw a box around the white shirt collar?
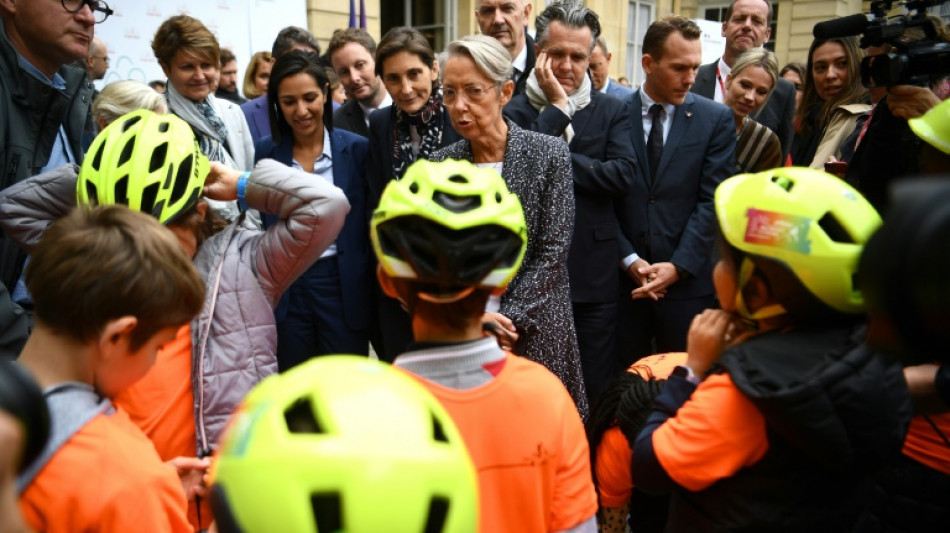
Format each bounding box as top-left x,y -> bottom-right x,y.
599,77 -> 611,94
358,92 -> 392,126
512,41 -> 528,74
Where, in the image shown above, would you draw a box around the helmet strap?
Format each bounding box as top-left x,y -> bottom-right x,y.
735,257 -> 787,321
417,286 -> 477,304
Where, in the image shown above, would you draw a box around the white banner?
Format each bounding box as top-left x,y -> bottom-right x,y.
93,0 -> 308,91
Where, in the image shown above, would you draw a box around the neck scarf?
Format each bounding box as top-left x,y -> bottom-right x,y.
392,84 -> 444,179
165,83 -> 235,166
525,70 -> 592,143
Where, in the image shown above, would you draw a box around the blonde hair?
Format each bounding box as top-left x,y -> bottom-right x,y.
243,51 -> 273,99
730,47 -> 779,97
92,80 -> 167,127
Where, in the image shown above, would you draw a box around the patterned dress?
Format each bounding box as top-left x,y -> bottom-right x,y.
430,119 -> 589,418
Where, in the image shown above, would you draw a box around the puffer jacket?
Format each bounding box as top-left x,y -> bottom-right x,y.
0,21 -> 95,291
0,160 -> 350,453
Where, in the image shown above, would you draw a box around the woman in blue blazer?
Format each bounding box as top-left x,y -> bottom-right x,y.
256,51 -> 373,370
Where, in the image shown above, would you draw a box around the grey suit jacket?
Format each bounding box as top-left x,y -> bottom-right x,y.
333,99 -> 369,138
692,60 -> 796,161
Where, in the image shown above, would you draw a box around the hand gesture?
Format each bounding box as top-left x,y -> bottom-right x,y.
482,312 -> 518,351
203,161 -> 241,201
167,456 -> 212,501
686,309 -> 753,378
632,261 -> 679,300
887,85 -> 941,120
534,51 -> 569,109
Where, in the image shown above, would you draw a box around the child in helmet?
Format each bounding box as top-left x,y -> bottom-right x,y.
0,110 -> 349,530
13,205 -> 204,532
629,168 -> 912,531
370,159 -> 598,532
210,356 -> 478,532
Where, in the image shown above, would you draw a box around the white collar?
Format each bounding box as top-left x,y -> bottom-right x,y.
512,41 -> 528,73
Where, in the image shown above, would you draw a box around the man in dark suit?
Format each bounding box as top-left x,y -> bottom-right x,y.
476,0 -> 536,95
616,16 -> 735,365
590,36 -> 634,100
690,0 -> 795,160
504,2 -> 636,404
328,28 -> 391,138
241,26 -> 320,143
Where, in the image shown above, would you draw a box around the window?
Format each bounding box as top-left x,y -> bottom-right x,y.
626,0 -> 655,88
380,0 -> 456,52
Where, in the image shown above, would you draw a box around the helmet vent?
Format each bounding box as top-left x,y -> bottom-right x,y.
141,183 -> 159,213
433,191 -> 481,214
447,174 -> 468,184
284,398 -> 324,434
121,114 -> 142,132
84,182 -> 98,205
149,142 -> 168,173
771,175 -> 794,192
431,412 -> 448,443
157,121 -> 170,133
117,136 -> 135,167
409,182 -> 420,194
114,175 -> 130,205
424,496 -> 450,533
170,155 -> 194,204
818,212 -> 855,244
310,493 -> 343,532
90,142 -> 104,171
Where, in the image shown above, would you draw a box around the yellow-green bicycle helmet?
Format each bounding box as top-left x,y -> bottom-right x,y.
715,167 -> 882,317
210,355 -> 479,533
78,110 -> 209,225
371,158 -> 527,301
908,96 -> 950,155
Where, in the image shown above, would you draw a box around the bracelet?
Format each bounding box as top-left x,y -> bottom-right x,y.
236,172 -> 250,212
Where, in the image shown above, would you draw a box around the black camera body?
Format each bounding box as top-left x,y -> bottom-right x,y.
814,0 -> 950,87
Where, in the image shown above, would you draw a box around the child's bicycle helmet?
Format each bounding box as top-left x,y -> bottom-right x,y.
78,109 -> 209,225
210,356 -> 478,533
715,167 -> 882,318
371,158 -> 527,302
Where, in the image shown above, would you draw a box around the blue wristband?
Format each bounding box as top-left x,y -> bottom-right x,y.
236,172 -> 250,212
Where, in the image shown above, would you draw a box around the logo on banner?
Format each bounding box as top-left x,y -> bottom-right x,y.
744,208 -> 811,254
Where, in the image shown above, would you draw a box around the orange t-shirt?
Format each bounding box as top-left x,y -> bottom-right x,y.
403,354 -> 597,533
113,324 -> 210,530
19,409 -> 190,533
595,352 -> 687,508
652,372 -> 769,492
902,413 -> 950,475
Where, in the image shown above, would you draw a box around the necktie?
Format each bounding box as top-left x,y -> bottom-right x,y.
647,104 -> 664,183
512,67 -> 522,84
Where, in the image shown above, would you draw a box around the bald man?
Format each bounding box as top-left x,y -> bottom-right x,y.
84,37 -> 108,81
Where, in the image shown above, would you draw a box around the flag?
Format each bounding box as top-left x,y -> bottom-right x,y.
348,0 -> 356,28
360,0 -> 366,28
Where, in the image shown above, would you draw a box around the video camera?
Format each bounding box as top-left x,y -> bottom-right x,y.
813,0 -> 950,88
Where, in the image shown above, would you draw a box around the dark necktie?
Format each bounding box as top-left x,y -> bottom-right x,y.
648,104 -> 664,183
512,67 -> 522,84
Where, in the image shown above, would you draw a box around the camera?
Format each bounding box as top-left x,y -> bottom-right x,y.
813,0 -> 950,88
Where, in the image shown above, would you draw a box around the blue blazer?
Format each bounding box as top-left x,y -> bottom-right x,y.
504,90 -> 636,302
241,95 -> 270,145
255,128 -> 373,330
605,78 -> 634,100
616,91 -> 736,299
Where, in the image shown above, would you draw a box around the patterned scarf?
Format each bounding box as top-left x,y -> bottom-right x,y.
165,83 -> 235,166
391,85 -> 444,179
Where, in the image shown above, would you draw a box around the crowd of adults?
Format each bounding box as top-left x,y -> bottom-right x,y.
2,0 -> 950,531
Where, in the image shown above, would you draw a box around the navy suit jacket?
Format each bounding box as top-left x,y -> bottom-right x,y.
333,99 -> 370,138
365,105 -> 461,211
616,91 -> 736,299
691,60 -> 796,161
605,78 -> 634,99
504,90 -> 636,302
512,33 -> 538,96
241,95 -> 270,145
255,128 -> 373,330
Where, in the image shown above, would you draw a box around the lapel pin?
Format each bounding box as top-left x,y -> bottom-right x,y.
686,112 -> 693,118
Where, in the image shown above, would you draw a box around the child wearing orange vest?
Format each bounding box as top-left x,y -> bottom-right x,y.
14,205 -> 205,532
371,159 -> 598,532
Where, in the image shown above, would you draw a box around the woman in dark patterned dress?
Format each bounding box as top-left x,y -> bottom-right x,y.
430,35 -> 588,418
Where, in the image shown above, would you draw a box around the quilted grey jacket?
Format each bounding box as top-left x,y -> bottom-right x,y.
0,160 -> 349,453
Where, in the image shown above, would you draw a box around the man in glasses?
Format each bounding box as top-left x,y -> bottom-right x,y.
0,0 -> 112,354
504,1 -> 636,406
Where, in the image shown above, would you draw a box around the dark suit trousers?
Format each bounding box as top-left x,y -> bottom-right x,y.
615,275 -> 715,369
276,256 -> 369,372
574,300 -> 620,405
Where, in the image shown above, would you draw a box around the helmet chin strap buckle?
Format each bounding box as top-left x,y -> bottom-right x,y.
735,257 -> 787,321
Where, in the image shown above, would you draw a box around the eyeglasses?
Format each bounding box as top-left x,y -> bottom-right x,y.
443,84 -> 496,105
61,0 -> 114,24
